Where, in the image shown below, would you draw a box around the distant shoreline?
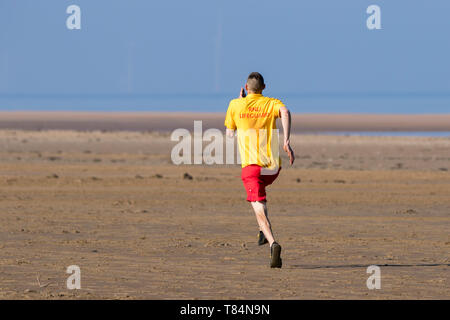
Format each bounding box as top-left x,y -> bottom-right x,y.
0,111 -> 450,133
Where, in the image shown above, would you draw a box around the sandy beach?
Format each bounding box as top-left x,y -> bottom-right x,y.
0,113 -> 449,299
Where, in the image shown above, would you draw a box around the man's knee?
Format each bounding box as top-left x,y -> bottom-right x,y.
251,201 -> 266,216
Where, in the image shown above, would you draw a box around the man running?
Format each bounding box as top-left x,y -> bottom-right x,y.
224,72 -> 295,268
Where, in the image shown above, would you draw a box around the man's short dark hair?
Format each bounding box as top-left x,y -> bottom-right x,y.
247,72 -> 265,92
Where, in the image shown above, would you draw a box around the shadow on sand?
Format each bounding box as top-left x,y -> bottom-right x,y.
289,263 -> 450,270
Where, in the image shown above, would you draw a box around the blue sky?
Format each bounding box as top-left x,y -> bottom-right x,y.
1,0 -> 450,112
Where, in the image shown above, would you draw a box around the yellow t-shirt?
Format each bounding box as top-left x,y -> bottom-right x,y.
224,93 -> 284,169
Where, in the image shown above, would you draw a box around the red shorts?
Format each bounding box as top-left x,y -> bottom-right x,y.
241,165 -> 281,202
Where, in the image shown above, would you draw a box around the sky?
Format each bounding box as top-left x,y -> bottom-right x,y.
0,0 -> 450,113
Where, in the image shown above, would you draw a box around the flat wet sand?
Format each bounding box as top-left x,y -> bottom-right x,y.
0,129 -> 449,299
1,111 -> 450,132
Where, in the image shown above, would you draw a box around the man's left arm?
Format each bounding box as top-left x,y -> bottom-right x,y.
279,106 -> 295,165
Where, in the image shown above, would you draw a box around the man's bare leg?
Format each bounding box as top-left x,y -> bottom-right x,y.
251,201 -> 275,246
251,201 -> 282,268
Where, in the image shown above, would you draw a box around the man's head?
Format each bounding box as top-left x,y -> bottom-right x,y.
245,72 -> 265,94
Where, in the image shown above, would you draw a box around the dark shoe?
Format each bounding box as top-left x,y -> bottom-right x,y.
258,231 -> 268,246
270,242 -> 282,268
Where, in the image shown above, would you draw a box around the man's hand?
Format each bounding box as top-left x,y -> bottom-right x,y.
283,140 -> 295,165
239,87 -> 246,98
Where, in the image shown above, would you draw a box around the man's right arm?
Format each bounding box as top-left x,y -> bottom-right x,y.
224,101 -> 237,137
226,128 -> 235,138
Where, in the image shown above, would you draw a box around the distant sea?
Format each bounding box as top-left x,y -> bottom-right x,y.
0,92 -> 450,114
